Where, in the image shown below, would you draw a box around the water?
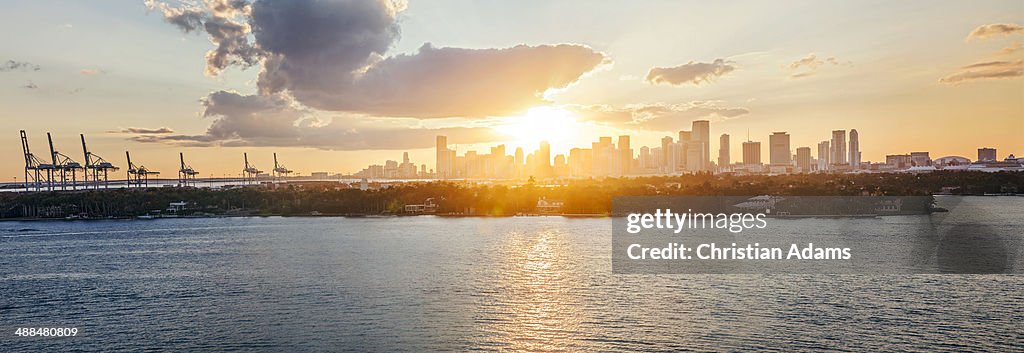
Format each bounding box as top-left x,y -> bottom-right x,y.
1,196 -> 1022,351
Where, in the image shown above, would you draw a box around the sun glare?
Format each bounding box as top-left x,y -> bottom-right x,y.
496,106 -> 579,149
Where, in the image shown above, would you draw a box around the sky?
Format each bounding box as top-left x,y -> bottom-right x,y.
0,0 -> 1022,179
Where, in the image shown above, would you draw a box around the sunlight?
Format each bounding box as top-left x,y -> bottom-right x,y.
496,106 -> 579,148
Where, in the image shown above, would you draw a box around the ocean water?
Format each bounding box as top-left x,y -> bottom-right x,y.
1,196 -> 1022,351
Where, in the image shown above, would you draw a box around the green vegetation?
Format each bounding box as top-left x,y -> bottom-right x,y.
0,171 -> 1021,219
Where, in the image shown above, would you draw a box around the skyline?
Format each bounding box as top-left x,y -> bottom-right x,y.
1,0 -> 1022,178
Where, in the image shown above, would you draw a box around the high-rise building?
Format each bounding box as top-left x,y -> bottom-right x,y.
978,148 -> 997,162
910,152 -> 931,167
639,146 -> 652,169
769,132 -> 791,166
817,140 -> 830,171
661,136 -> 674,172
514,147 -> 524,178
742,140 -> 761,165
537,141 -> 552,177
677,131 -> 691,171
831,130 -> 847,165
796,147 -> 811,173
886,154 -> 912,169
436,135 -> 451,179
618,135 -> 631,175
848,129 -> 860,168
718,134 -> 730,170
692,120 -> 710,171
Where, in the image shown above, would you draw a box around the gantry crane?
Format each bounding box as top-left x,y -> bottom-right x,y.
126,151 -> 160,188
48,132 -> 83,190
20,130 -> 52,191
81,134 -> 118,189
243,153 -> 262,185
272,153 -> 292,181
178,152 -> 199,187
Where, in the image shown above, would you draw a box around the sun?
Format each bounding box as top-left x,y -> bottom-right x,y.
496,106 -> 579,148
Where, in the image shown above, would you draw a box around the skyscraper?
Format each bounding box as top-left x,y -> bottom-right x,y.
436,135 -> 450,179
618,135 -> 631,175
817,140 -> 830,171
769,132 -> 791,166
692,120 -> 710,171
978,147 -> 997,162
848,129 -> 860,169
514,147 -> 524,178
537,141 -> 552,177
742,140 -> 761,165
661,136 -> 674,172
677,131 -> 691,171
718,134 -> 730,170
796,147 -> 811,173
831,130 -> 847,165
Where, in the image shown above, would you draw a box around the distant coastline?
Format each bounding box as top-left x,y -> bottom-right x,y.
0,171 -> 1020,221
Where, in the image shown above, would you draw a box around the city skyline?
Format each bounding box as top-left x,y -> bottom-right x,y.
1,1 -> 1022,178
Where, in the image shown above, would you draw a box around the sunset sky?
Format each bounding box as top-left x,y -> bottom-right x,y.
1,0 -> 1021,179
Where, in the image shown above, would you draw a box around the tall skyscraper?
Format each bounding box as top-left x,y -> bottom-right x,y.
769,132 -> 791,166
677,131 -> 691,171
848,129 -> 860,169
978,147 -> 997,162
436,135 -> 450,179
514,147 -> 524,178
796,147 -> 811,173
831,130 -> 847,165
817,140 -> 830,171
538,141 -> 552,177
661,136 -> 674,172
718,134 -> 730,169
692,120 -> 710,171
618,135 -> 631,175
742,140 -> 761,165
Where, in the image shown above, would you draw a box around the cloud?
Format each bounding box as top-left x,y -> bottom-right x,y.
966,23 -> 1024,42
146,0 -> 607,118
787,53 -> 848,79
998,42 -> 1023,55
130,91 -> 506,150
645,59 -> 735,85
1,60 -> 40,72
21,81 -> 38,89
116,127 -> 175,134
291,43 -> 608,117
569,101 -> 750,131
79,68 -> 103,75
145,0 -> 258,76
939,60 -> 1024,84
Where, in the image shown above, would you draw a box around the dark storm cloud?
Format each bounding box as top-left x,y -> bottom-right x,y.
645,59 -> 735,86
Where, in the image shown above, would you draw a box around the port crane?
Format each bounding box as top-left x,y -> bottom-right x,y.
20,130 -> 52,191
81,134 -> 118,189
272,153 -> 292,181
126,151 -> 159,188
178,152 -> 199,187
48,132 -> 83,190
243,153 -> 263,185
